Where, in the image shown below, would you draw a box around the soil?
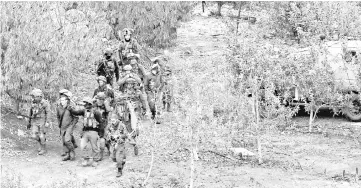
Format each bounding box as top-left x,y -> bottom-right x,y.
1,4 -> 361,188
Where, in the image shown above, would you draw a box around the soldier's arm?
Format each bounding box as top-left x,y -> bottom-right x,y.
118,44 -> 123,61
132,74 -> 142,84
118,76 -> 127,86
143,75 -> 150,91
133,39 -> 141,54
96,61 -> 104,76
114,59 -> 120,81
138,64 -> 147,79
93,89 -> 98,98
69,105 -> 85,116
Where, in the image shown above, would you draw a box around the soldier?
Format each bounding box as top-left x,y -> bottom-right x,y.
144,64 -> 163,120
122,53 -> 147,82
93,76 -> 115,105
93,92 -> 112,161
96,48 -> 120,87
56,89 -> 79,161
118,65 -> 152,155
72,97 -> 100,167
107,113 -> 128,177
118,28 -> 141,66
118,65 -> 151,117
27,88 -> 50,155
161,69 -> 174,112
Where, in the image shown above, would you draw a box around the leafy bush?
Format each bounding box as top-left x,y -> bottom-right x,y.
1,2 -> 193,111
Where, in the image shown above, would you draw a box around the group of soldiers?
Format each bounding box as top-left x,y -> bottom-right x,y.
26,28 -> 173,177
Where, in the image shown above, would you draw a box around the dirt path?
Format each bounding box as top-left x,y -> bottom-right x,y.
2,4 -> 361,188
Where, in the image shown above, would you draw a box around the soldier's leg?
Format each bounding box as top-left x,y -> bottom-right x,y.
115,142 -> 126,177
146,92 -> 156,119
139,91 -> 151,117
38,124 -> 47,155
31,124 -> 42,152
96,124 -> 106,161
80,132 -> 89,166
61,130 -> 69,157
72,134 -> 78,148
89,131 -> 100,165
63,126 -> 76,161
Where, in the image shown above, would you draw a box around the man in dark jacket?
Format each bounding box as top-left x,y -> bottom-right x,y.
96,48 -> 120,87
144,64 -> 163,119
56,89 -> 78,161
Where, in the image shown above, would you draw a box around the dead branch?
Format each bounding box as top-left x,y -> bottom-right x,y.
203,150 -> 241,161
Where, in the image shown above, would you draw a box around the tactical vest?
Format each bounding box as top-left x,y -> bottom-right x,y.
104,59 -> 115,74
120,39 -> 138,57
31,100 -> 46,119
83,109 -> 98,128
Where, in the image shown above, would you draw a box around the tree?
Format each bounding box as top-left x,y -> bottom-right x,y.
1,2 -> 193,112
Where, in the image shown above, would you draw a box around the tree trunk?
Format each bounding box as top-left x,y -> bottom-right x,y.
254,89 -> 262,164
308,108 -> 314,132
202,1 -> 206,13
217,2 -> 223,16
236,4 -> 242,34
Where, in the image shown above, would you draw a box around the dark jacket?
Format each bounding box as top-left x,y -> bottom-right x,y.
96,57 -> 120,81
56,100 -> 79,131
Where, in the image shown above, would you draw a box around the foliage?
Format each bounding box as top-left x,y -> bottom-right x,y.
1,1 -> 193,110
269,2 -> 361,43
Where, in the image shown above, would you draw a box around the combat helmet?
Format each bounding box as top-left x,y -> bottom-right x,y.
30,88 -> 43,97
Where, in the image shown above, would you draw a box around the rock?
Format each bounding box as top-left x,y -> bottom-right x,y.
17,129 -> 27,137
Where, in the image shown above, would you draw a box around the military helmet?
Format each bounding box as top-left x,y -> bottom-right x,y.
151,64 -> 160,71
104,48 -> 113,55
96,76 -> 107,82
122,28 -> 134,36
96,92 -> 106,100
126,78 -> 137,84
59,89 -> 72,98
30,88 -> 43,97
123,65 -> 132,71
82,97 -> 93,104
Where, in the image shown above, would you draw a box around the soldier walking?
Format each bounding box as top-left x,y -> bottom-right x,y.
56,89 -> 79,161
27,88 -> 50,155
96,48 -> 119,87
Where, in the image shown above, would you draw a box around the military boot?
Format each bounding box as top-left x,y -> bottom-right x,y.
62,153 -> 70,161
116,168 -> 123,177
38,144 -> 47,155
81,158 -> 88,167
61,152 -> 67,157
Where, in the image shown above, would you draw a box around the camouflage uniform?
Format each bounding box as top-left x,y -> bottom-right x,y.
71,95 -> 110,166
144,64 -> 163,119
56,89 -> 79,161
107,116 -> 127,177
118,65 -> 150,116
96,48 -> 120,87
93,76 -> 115,106
161,69 -> 174,112
27,89 -> 50,155
118,28 -> 141,67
